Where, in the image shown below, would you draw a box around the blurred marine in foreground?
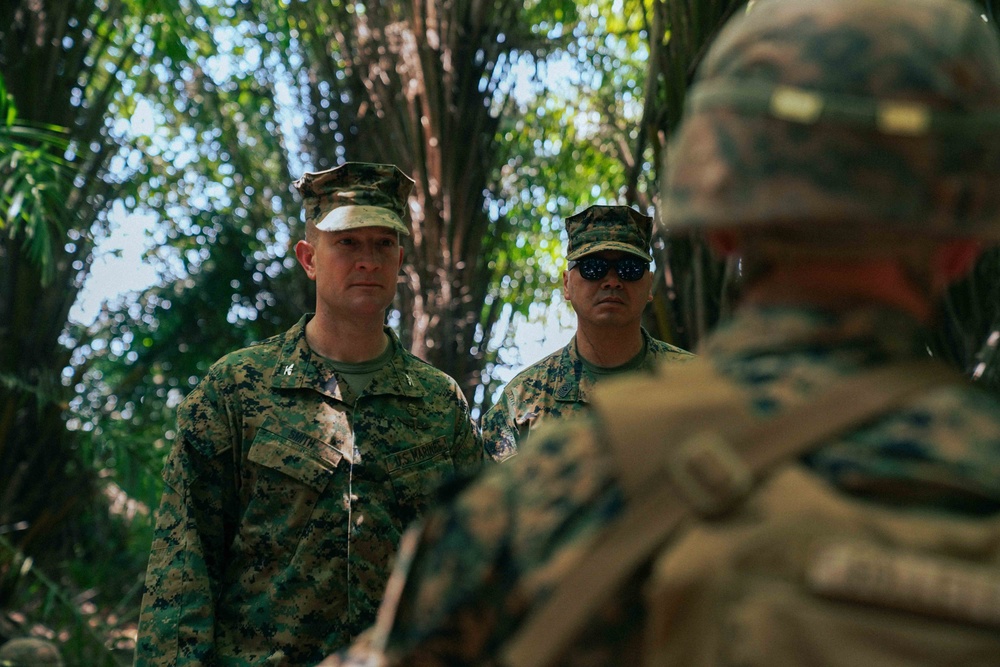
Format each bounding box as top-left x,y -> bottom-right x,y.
323,0 -> 1000,664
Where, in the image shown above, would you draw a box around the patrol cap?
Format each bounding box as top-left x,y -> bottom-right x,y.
565,205 -> 654,262
0,638 -> 64,666
661,0 -> 1000,239
293,162 -> 414,236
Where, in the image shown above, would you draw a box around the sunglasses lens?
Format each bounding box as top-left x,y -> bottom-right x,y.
578,258 -> 610,281
616,258 -> 647,281
574,257 -> 648,281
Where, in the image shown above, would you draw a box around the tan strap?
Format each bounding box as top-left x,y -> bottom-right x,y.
502,360 -> 960,667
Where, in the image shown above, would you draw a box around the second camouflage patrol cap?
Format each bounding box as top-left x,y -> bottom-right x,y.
565,205 -> 654,262
293,162 -> 414,236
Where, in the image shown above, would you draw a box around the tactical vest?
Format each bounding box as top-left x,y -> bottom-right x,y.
503,360 -> 1000,667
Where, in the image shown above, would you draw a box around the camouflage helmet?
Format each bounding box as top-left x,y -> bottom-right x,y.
293,162 -> 414,236
0,638 -> 64,666
661,0 -> 1000,239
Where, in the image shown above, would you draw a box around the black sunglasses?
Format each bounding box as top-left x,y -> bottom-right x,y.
567,256 -> 649,282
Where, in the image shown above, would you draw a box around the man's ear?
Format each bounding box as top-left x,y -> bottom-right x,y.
562,269 -> 573,301
705,229 -> 741,257
295,239 -> 317,281
932,239 -> 981,286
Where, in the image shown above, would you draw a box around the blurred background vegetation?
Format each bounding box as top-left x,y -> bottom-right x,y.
2,0 -> 999,664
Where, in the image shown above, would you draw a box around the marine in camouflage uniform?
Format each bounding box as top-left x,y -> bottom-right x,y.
134,163 -> 482,667
318,0 -> 1000,664
481,206 -> 692,462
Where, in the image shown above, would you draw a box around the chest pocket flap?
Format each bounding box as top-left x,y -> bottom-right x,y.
248,417 -> 345,492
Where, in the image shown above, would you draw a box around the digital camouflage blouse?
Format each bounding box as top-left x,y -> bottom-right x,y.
134,315 -> 482,666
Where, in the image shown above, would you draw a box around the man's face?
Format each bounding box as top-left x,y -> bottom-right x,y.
295,226 -> 403,319
563,250 -> 653,330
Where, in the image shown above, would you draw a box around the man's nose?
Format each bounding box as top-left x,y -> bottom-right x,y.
356,243 -> 381,268
601,270 -> 624,288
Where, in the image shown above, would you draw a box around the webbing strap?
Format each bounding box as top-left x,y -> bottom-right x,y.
501,360 -> 959,667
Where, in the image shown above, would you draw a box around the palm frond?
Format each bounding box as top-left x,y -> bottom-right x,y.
0,72 -> 73,285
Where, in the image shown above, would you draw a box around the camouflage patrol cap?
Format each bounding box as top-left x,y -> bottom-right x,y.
293,162 -> 414,236
0,638 -> 64,666
661,0 -> 1000,239
565,205 -> 654,262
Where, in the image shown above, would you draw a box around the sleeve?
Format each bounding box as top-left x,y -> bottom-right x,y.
376,471 -> 516,667
480,390 -> 521,463
310,494 -> 509,667
449,382 -> 485,478
134,375 -> 239,667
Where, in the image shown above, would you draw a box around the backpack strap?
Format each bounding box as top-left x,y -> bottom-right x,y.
501,359 -> 960,667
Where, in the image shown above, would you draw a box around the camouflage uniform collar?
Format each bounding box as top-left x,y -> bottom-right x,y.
366,330 -> 427,398
270,315 -> 426,399
701,304 -> 930,359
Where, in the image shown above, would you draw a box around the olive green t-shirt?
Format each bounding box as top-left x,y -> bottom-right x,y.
325,337 -> 396,403
580,338 -> 649,381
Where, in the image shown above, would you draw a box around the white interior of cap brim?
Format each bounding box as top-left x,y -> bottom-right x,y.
314,204 -> 409,234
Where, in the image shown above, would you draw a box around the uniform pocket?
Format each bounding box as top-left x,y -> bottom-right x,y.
238,418 -> 347,562
248,418 -> 344,492
385,437 -> 455,521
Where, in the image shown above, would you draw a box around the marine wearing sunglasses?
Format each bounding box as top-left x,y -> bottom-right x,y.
563,247 -> 655,334
567,255 -> 649,282
479,204 -> 694,465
